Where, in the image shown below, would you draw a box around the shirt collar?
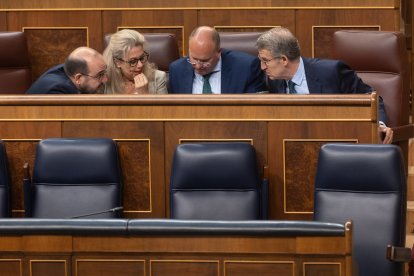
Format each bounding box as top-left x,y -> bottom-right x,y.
290,57 -> 305,86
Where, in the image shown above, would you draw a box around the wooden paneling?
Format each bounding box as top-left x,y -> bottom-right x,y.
0,0 -> 397,9
7,11 -> 102,79
62,121 -> 165,218
224,261 -> 294,276
0,222 -> 353,276
0,4 -> 398,74
268,121 -> 373,220
150,260 -> 218,276
102,10 -> 196,54
75,260 -> 145,276
24,28 -> 88,80
0,259 -> 21,276
198,9 -> 294,31
303,262 -> 341,276
0,94 -> 378,220
0,12 -> 7,31
30,260 -> 67,276
296,9 -> 397,57
0,122 -> 60,216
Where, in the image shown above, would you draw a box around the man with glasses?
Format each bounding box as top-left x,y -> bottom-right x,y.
27,47 -> 108,94
168,26 -> 265,94
256,27 -> 393,144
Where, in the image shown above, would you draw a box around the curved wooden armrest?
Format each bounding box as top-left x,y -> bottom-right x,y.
392,124 -> 414,142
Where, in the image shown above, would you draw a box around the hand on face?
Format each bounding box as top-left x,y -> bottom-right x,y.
133,73 -> 149,94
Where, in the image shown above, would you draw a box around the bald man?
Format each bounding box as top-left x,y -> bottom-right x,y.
27,47 -> 108,94
168,26 -> 265,94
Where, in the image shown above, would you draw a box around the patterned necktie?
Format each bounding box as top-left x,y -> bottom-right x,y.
202,73 -> 213,94
288,80 -> 297,94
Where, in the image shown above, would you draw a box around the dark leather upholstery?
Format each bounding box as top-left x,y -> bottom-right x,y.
104,33 -> 180,72
314,143 -> 406,276
25,138 -> 122,218
127,219 -> 344,236
170,143 -> 268,220
0,141 -> 10,217
0,32 -> 32,94
0,219 -> 127,235
332,30 -> 409,129
219,32 -> 262,57
0,218 -> 345,237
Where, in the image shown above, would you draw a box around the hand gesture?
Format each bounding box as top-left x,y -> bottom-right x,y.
133,73 -> 149,94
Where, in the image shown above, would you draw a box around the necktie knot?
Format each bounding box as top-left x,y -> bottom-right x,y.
288,80 -> 297,94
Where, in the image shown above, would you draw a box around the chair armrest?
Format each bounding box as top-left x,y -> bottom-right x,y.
261,165 -> 269,219
23,163 -> 31,217
386,245 -> 412,262
392,124 -> 414,142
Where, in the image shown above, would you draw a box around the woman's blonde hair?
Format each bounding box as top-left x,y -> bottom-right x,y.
103,29 -> 157,94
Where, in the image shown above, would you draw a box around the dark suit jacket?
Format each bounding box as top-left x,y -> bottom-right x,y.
168,48 -> 265,94
267,58 -> 388,124
26,64 -> 80,94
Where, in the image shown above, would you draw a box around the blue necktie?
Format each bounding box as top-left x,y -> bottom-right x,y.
202,73 -> 213,94
288,80 -> 297,94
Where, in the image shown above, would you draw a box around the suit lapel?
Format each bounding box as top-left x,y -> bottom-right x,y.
181,64 -> 195,94
303,58 -> 322,93
221,54 -> 231,94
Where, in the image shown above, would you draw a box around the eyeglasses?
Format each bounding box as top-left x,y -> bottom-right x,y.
258,55 -> 282,66
117,52 -> 149,67
186,57 -> 212,68
81,70 -> 107,81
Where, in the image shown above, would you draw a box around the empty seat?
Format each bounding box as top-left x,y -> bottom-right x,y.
314,143 -> 407,276
170,142 -> 268,220
24,138 -> 123,218
0,32 -> 32,94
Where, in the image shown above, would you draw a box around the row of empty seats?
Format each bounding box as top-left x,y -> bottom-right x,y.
0,138 -> 409,275
8,139 -> 268,219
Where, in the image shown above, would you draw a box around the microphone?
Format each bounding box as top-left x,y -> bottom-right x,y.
69,206 -> 123,219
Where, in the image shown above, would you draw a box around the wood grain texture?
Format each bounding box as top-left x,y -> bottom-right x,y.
0,0 -> 397,9
0,226 -> 353,276
0,94 -> 377,220
0,4 -> 399,73
62,121 -> 165,218
24,28 -> 87,80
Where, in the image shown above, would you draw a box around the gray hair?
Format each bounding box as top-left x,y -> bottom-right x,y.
103,29 -> 156,94
256,27 -> 301,60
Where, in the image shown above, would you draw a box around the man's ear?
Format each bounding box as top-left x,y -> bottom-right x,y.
280,55 -> 288,65
73,73 -> 83,84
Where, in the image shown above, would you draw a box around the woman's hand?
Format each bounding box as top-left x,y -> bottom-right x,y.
133,73 -> 149,94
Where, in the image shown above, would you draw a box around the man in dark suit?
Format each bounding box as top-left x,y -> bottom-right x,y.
27,47 -> 108,94
168,26 -> 265,94
256,27 -> 393,144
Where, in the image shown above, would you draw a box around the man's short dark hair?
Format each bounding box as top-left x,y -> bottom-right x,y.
63,57 -> 88,77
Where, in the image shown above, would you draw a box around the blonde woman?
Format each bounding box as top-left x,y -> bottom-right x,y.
103,29 -> 167,94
